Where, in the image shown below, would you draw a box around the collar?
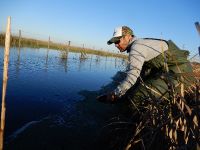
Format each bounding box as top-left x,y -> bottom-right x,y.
126,37 -> 137,53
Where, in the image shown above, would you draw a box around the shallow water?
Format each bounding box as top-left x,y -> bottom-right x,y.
0,47 -> 126,149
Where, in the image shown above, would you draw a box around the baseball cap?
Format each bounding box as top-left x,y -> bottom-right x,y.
107,26 -> 133,45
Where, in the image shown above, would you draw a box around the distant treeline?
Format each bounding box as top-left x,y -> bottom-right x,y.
0,33 -> 127,59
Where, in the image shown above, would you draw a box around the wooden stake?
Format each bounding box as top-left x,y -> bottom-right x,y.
67,40 -> 71,51
0,16 -> 11,150
17,30 -> 21,61
18,29 -> 21,48
48,36 -> 50,49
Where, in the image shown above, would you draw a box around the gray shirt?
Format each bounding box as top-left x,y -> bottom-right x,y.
114,37 -> 168,97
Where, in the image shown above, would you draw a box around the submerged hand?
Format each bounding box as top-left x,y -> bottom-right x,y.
96,92 -> 118,103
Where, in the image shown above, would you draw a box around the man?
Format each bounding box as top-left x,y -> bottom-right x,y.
97,26 -> 194,103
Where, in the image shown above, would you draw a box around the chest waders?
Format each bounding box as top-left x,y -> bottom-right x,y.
125,39 -> 195,103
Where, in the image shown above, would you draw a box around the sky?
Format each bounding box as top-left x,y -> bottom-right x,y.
0,0 -> 199,56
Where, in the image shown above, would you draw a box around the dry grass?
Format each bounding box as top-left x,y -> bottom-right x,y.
192,62 -> 200,79
101,68 -> 200,150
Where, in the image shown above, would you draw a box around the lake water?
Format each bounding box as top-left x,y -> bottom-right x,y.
0,47 -> 127,150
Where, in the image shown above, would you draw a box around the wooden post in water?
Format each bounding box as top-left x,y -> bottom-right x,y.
37,41 -> 39,48
17,30 -> 21,61
82,43 -> 84,49
48,36 -> 50,49
18,29 -> 21,48
0,16 -> 11,150
46,36 -> 50,65
68,40 -> 71,50
0,35 -> 1,44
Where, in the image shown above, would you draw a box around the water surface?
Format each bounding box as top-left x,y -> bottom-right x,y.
0,47 -> 126,150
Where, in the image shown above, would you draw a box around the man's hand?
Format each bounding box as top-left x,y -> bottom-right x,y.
96,92 -> 118,103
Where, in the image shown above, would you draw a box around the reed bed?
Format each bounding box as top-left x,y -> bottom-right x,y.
99,63 -> 200,150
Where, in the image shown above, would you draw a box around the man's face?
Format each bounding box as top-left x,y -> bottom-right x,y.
114,34 -> 131,52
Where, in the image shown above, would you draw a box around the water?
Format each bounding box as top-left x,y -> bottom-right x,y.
0,47 -> 127,150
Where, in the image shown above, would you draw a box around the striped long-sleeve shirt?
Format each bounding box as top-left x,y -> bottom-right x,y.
114,38 -> 168,97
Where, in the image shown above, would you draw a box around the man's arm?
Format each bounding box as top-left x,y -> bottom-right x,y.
114,43 -> 146,97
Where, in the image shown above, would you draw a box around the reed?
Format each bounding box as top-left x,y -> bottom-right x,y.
126,82 -> 199,150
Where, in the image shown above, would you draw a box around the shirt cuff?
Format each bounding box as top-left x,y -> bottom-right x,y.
114,87 -> 124,98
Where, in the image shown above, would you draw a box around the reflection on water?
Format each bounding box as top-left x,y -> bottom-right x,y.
0,47 -> 127,150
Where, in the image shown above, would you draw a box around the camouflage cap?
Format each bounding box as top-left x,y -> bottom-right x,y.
107,26 -> 134,45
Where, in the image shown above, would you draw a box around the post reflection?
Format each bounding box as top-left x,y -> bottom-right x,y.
59,48 -> 69,72
15,46 -> 21,76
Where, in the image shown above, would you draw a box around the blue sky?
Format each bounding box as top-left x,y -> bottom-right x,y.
0,0 -> 199,56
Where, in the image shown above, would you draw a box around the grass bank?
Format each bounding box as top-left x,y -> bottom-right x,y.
0,33 -> 128,59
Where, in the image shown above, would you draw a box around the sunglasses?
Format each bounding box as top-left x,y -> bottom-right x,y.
114,36 -> 123,44
114,40 -> 120,44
